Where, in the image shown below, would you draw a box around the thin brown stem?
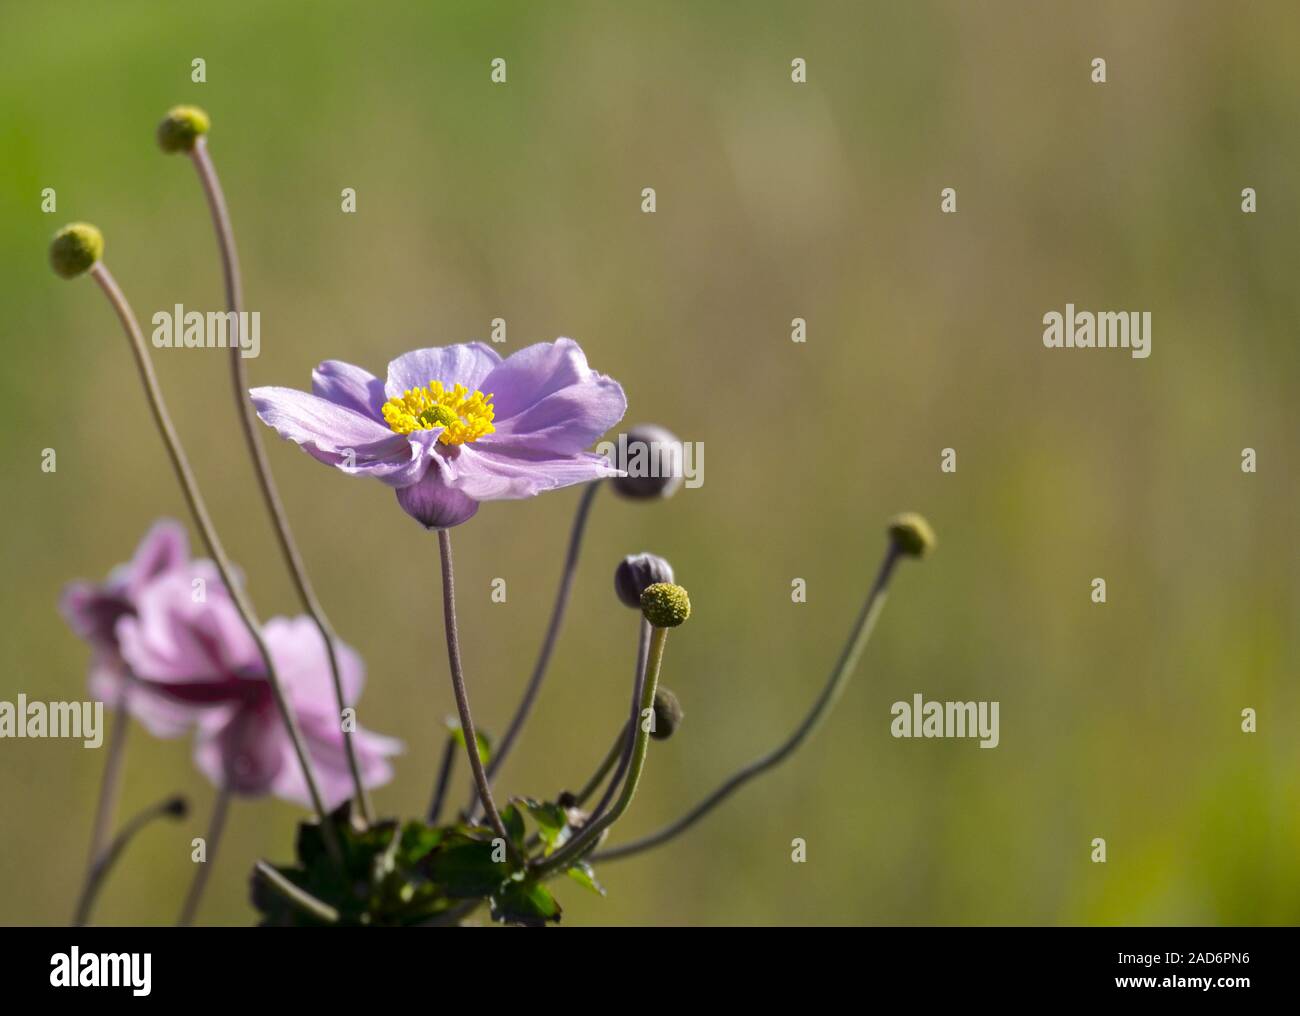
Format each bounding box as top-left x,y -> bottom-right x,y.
79,696 -> 129,882
436,529 -> 517,859
177,787 -> 231,926
73,794 -> 187,926
87,262 -> 339,864
427,736 -> 458,824
187,138 -> 372,824
473,481 -> 599,814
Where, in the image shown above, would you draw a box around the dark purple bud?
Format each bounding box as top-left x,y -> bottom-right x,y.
614,552 -> 675,609
610,424 -> 684,500
650,687 -> 683,740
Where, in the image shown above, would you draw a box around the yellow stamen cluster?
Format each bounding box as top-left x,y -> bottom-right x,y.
382,381 -> 496,445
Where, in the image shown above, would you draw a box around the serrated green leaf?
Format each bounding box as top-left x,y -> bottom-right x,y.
512,797 -> 569,852
566,861 -> 606,897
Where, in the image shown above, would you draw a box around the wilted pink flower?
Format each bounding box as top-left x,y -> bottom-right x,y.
117,572 -> 401,807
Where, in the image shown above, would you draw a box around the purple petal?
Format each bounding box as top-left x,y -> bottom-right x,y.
486,373 -> 626,452
447,445 -> 618,500
60,581 -> 131,653
89,664 -> 197,739
250,385 -> 424,482
385,343 -> 502,399
311,360 -> 388,420
290,718 -> 402,810
124,519 -> 191,596
117,573 -> 258,686
194,703 -> 285,797
263,616 -> 366,711
481,338 -> 612,418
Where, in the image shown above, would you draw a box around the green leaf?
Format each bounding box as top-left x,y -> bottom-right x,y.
399,821 -> 446,864
490,880 -> 562,926
566,861 -> 606,897
500,803 -> 526,850
424,841 -> 512,898
445,717 -> 491,764
512,797 -> 568,853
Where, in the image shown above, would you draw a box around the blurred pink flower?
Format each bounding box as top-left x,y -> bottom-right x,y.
117,572 -> 401,808
59,519 -> 219,736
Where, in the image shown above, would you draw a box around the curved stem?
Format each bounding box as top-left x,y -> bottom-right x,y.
88,263 -> 338,863
427,736 -> 458,824
594,545 -> 902,864
474,481 -> 599,813
79,696 -> 129,886
254,861 -> 339,924
587,618 -> 651,823
573,721 -> 630,807
534,626 -> 669,878
177,787 -> 231,926
188,139 -> 372,825
436,530 -> 517,859
73,795 -> 187,926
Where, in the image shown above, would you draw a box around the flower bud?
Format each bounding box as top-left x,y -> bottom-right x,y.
614,552 -> 675,609
162,796 -> 190,819
157,105 -> 210,153
394,481 -> 479,530
610,424 -> 684,500
887,512 -> 936,559
650,687 -> 683,740
49,223 -> 103,279
640,582 -> 690,628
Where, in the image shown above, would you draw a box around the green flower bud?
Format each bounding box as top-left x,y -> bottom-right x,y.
49,223 -> 103,279
650,687 -> 683,740
887,512 -> 936,559
640,582 -> 691,628
157,105 -> 210,153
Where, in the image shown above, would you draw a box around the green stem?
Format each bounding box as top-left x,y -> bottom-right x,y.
253,861 -> 339,924
533,626 -> 669,878
594,544 -> 902,863
88,262 -> 340,865
588,618 -> 651,823
573,721 -> 630,807
188,138 -> 373,825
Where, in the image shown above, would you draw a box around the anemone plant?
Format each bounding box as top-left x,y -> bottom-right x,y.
54,106 -> 933,927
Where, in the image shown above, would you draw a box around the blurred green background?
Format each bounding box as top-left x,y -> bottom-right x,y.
2,0 -> 1298,925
